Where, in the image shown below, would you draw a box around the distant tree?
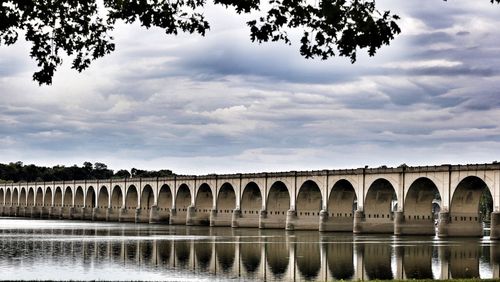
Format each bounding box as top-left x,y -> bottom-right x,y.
114,169 -> 131,179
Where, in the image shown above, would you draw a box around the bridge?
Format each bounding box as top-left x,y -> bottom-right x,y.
1,163 -> 500,238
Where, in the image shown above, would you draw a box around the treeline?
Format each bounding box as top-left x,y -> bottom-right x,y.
0,162 -> 174,183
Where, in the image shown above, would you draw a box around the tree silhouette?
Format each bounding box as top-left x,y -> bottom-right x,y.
1,1 -> 498,85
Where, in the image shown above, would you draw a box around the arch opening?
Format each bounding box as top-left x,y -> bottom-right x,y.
216,183 -> 236,218
19,188 -> 27,207
328,179 -> 357,219
35,187 -> 43,207
74,187 -> 84,208
296,180 -> 322,217
450,176 -> 492,227
158,184 -> 172,211
266,181 -> 290,218
63,187 -> 73,207
12,188 -> 18,206
5,189 -> 11,206
173,184 -> 191,224
27,188 -> 34,208
125,185 -> 138,210
141,185 -> 154,210
44,188 -> 52,206
241,182 -> 262,218
54,187 -> 62,207
364,179 -> 396,221
0,189 -> 4,206
111,186 -> 123,210
405,178 -> 441,222
194,183 -> 213,224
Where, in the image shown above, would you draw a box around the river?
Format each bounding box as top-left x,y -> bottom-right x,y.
0,218 -> 497,281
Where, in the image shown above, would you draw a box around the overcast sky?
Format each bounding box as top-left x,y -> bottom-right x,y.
0,0 -> 499,174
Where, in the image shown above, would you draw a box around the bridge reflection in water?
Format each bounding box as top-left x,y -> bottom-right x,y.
0,219 -> 499,281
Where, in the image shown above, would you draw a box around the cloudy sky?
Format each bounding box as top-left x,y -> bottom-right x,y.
0,0 -> 499,174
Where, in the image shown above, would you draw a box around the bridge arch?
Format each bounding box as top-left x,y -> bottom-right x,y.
63,187 -> 73,207
329,179 -> 357,218
87,186 -> 97,208
35,187 -> 43,207
174,184 -> 191,223
296,180 -> 322,217
44,187 -> 52,206
27,188 -> 34,207
194,183 -> 213,224
74,186 -> 84,208
20,188 -> 27,207
0,189 -> 4,206
111,185 -> 123,209
450,176 -> 492,226
266,181 -> 290,220
364,178 -> 396,221
157,184 -> 172,222
404,177 -> 440,221
138,184 -> 154,222
241,182 -> 262,217
12,188 -> 18,206
140,185 -> 154,210
99,186 -> 109,206
217,183 -> 236,214
125,185 -> 138,210
5,188 -> 11,206
54,187 -> 63,208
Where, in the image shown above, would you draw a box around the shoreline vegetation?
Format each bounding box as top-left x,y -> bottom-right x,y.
0,161 -> 174,183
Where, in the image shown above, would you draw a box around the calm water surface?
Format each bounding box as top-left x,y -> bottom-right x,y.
0,218 -> 498,281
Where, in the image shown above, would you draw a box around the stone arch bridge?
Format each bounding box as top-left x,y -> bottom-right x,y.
2,163 -> 500,238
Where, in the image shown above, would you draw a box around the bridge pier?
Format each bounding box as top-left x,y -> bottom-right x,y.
490,212 -> 500,240
259,209 -> 287,229
285,209 -> 297,230
185,206 -> 196,225
437,211 -> 483,237
231,208 -> 241,227
169,208 -> 187,225
148,205 -> 159,223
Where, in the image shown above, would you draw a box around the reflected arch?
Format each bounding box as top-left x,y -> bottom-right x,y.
266,238 -> 289,279
240,241 -> 261,277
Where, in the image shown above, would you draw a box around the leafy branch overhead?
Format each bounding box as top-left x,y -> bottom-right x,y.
0,0 -> 497,85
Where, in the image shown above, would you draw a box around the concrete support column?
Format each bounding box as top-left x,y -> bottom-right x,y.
209,209 -> 217,226
318,209 -> 328,232
80,207 -> 87,220
258,209 -> 267,229
394,211 -> 404,235
118,208 -> 127,222
231,208 -> 241,228
285,209 -> 297,231
437,211 -> 450,237
353,210 -> 364,234
106,207 -> 112,221
68,207 -> 75,219
149,205 -> 159,223
186,205 -> 195,226
491,212 -> 500,240
92,207 -> 99,221
168,208 -> 177,225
